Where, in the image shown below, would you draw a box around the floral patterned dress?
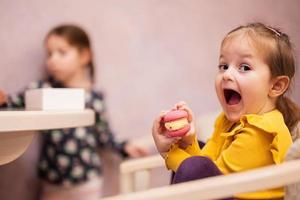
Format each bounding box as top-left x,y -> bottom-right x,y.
1,80 -> 128,186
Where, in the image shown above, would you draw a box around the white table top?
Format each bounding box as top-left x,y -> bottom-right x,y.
0,109 -> 95,165
0,109 -> 95,132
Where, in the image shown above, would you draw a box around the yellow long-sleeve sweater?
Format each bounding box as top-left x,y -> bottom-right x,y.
166,109 -> 292,199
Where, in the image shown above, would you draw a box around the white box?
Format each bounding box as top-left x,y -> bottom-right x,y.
25,88 -> 85,110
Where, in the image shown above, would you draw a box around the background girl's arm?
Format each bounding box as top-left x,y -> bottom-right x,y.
0,89 -> 26,109
0,90 -> 8,107
0,81 -> 46,109
93,101 -> 128,157
93,93 -> 148,158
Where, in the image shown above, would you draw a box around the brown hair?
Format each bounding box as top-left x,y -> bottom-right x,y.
222,22 -> 300,138
46,24 -> 95,82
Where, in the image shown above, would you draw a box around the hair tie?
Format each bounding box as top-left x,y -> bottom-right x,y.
266,26 -> 281,37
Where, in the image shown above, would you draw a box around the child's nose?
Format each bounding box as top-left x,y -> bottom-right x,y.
222,67 -> 234,81
47,57 -> 54,66
47,54 -> 58,67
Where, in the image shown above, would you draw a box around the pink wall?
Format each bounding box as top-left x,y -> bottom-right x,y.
1,0 -> 300,199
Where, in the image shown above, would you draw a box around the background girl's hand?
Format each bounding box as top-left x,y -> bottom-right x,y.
152,111 -> 181,159
124,141 -> 150,158
173,101 -> 196,148
0,90 -> 7,105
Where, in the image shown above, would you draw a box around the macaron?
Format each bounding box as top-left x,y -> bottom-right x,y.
163,110 -> 190,137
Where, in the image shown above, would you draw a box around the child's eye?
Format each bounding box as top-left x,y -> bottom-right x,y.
47,51 -> 52,57
218,64 -> 229,71
239,64 -> 251,72
58,49 -> 66,56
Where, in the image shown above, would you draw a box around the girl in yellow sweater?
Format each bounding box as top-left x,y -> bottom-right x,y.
152,22 -> 300,199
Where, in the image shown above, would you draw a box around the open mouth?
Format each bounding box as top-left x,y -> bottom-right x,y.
224,89 -> 241,105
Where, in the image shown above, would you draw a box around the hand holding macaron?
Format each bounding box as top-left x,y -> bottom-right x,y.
152,101 -> 196,158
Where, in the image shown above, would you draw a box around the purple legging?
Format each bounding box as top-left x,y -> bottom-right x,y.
172,156 -> 234,200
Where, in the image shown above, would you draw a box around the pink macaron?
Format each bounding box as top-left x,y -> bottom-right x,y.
163,110 -> 191,137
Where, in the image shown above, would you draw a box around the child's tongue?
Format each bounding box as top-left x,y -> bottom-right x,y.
228,93 -> 241,105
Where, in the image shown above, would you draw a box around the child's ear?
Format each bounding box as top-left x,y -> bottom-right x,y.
80,48 -> 92,66
269,76 -> 290,98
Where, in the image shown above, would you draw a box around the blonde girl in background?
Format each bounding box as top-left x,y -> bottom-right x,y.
152,22 -> 300,199
0,24 -> 149,200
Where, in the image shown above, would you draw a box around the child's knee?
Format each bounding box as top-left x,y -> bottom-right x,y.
173,156 -> 221,184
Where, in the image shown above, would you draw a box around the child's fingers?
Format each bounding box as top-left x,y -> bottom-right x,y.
173,101 -> 186,110
183,106 -> 195,122
152,108 -> 184,155
153,110 -> 169,134
189,123 -> 195,134
159,110 -> 169,121
152,116 -> 161,131
172,136 -> 182,142
175,103 -> 195,123
155,128 -> 180,143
